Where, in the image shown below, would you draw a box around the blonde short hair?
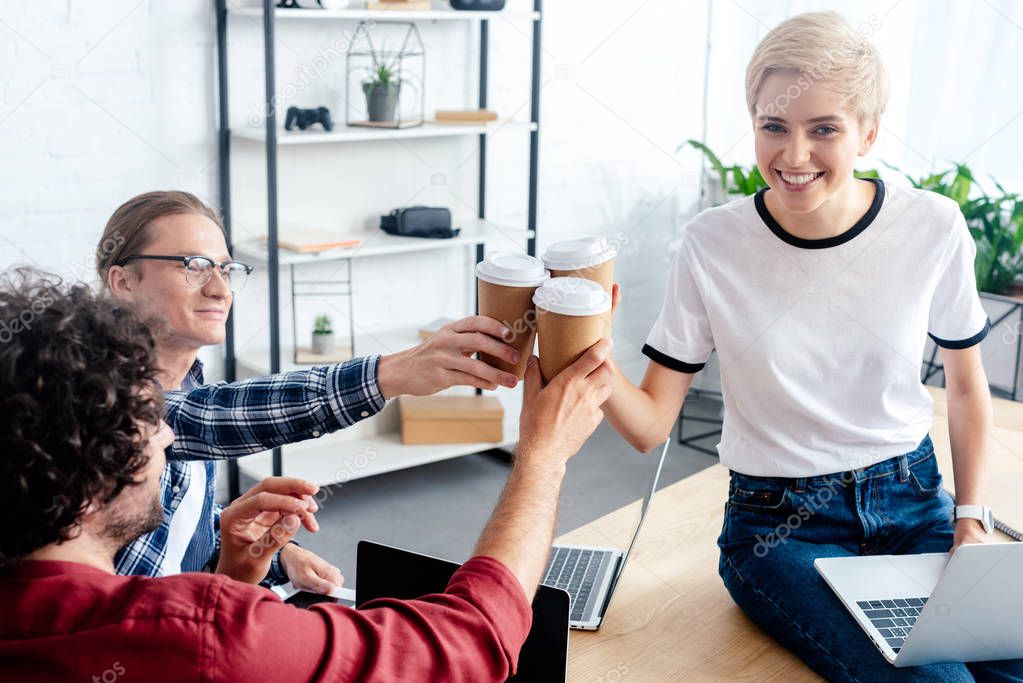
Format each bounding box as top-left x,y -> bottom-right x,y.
745,11 -> 888,127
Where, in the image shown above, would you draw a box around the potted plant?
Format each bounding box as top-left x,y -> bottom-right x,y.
362,52 -> 401,123
346,22 -> 425,129
312,314 -> 335,355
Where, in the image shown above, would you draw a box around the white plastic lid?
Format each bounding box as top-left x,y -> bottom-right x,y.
532,277 -> 611,316
476,251 -> 550,287
542,236 -> 616,271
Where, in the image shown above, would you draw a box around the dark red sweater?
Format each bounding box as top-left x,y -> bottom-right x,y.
0,556 -> 531,682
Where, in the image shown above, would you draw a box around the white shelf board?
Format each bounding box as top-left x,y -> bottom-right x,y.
236,386 -> 522,486
232,120 -> 536,145
233,218 -> 533,265
229,7 -> 540,22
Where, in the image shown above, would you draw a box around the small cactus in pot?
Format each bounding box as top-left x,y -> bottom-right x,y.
312,314 -> 335,355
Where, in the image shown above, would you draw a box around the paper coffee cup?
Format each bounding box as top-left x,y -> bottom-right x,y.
533,276 -> 612,382
476,251 -> 550,379
542,236 -> 617,293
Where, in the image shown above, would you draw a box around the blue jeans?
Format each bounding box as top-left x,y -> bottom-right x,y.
717,435 -> 1023,682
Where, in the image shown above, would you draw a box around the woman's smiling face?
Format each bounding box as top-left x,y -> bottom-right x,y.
753,69 -> 877,217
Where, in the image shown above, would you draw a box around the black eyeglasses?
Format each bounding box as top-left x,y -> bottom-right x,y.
115,255 -> 254,292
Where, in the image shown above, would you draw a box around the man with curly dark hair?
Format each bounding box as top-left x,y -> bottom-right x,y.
0,268 -> 320,571
0,268 -> 615,682
0,270 -> 169,567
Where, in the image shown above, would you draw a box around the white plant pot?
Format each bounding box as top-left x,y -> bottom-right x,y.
312,332 -> 336,355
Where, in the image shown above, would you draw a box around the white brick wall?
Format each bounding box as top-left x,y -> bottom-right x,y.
1,0 -> 217,283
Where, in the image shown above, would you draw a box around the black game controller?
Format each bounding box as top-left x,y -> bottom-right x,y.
284,106 -> 334,132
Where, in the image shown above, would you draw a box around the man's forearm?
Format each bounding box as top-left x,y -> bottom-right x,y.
377,349 -> 410,400
473,458 -> 567,599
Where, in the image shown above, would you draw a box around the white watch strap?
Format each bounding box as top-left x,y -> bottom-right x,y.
955,504 -> 985,518
954,505 -> 993,532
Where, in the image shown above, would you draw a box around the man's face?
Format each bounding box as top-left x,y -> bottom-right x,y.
98,418 -> 173,547
110,213 -> 233,351
753,70 -> 876,216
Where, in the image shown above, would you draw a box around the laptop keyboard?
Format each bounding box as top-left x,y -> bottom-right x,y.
855,597 -> 928,653
542,547 -> 608,622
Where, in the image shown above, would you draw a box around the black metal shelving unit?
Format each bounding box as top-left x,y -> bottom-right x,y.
215,1 -> 543,500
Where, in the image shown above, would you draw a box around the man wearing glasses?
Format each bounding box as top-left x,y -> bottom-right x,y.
97,191 -> 523,592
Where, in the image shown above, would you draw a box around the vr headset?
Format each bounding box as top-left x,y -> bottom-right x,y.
380,207 -> 460,239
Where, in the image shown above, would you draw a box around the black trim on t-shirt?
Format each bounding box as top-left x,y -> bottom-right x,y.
754,178 -> 885,249
642,344 -> 706,373
929,318 -> 991,349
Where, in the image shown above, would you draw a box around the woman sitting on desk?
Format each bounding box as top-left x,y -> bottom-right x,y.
600,12 -> 1023,682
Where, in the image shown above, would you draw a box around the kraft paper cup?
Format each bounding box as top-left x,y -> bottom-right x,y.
542,236 -> 617,293
533,276 -> 612,382
476,251 -> 550,379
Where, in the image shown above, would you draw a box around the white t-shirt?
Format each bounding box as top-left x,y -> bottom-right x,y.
644,179 -> 990,477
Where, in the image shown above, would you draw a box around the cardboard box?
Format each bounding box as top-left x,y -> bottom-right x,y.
398,395 -> 504,445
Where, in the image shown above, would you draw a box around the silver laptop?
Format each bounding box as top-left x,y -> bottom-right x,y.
815,542 -> 1023,667
541,438 -> 669,630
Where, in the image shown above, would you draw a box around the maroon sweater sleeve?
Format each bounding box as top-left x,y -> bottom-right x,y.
212,556 -> 533,682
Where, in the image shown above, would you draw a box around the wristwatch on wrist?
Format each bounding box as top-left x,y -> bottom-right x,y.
952,505 -> 994,534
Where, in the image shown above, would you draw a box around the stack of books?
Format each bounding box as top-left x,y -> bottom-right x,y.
264,229 -> 363,254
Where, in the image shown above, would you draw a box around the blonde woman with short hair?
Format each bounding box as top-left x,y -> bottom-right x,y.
603,12 -> 1022,680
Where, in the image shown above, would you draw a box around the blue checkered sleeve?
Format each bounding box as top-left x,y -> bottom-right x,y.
265,547 -> 291,586
163,356 -> 386,461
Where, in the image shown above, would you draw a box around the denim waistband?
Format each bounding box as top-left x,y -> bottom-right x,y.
730,434 -> 935,490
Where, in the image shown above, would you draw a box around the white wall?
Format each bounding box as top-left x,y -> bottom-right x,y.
0,0 -> 222,363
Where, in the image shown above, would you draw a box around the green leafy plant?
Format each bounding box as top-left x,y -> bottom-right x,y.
363,44 -> 400,91
313,314 -> 333,335
681,139 -> 768,195
367,62 -> 396,88
884,162 -> 1023,295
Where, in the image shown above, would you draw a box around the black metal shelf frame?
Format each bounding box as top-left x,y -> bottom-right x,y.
214,0 -> 543,499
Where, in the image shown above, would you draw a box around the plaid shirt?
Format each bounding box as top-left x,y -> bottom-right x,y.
114,355 -> 385,583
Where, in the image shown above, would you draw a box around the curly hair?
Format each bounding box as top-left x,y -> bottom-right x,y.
0,268 -> 164,567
